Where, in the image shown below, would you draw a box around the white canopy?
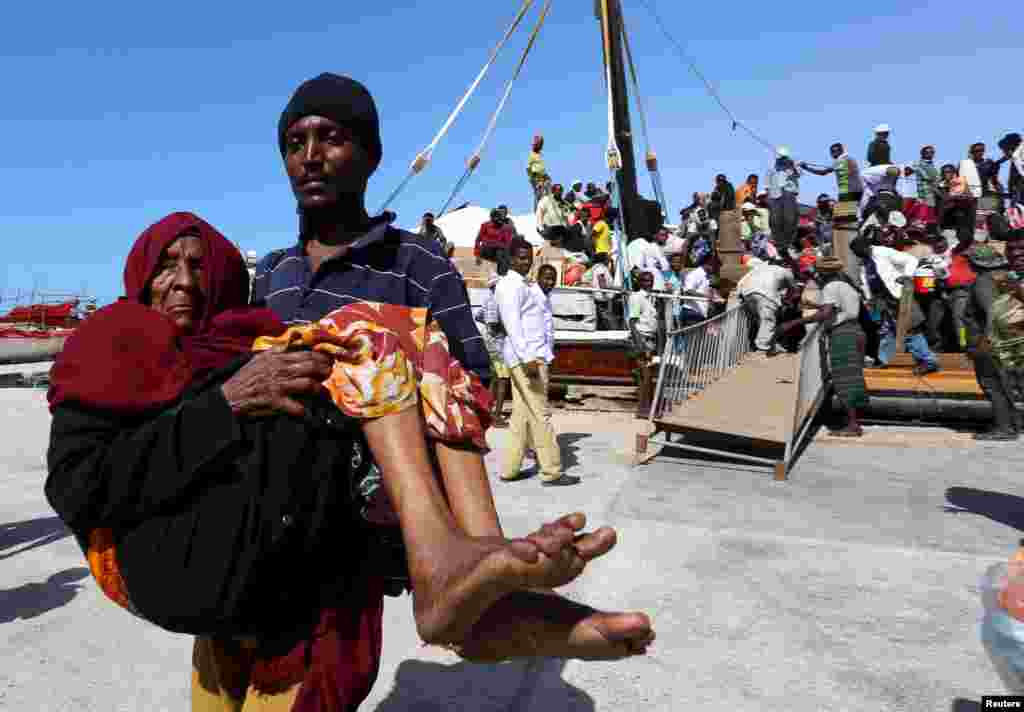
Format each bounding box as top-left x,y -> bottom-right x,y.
426,205 -> 538,248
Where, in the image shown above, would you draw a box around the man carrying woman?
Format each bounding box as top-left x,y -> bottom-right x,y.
47,74 -> 654,712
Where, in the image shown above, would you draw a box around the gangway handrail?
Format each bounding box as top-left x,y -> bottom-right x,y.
550,285 -> 713,304
648,303 -> 750,426
783,323 -> 828,470
639,305 -> 832,481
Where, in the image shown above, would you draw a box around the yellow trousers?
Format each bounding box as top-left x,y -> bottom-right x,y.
502,361 -> 561,481
191,637 -> 299,712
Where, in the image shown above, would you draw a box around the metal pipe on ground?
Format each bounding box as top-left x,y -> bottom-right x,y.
828,395 -> 994,426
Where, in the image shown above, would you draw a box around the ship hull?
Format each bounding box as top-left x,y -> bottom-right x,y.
0,334 -> 68,365
550,331 -> 637,386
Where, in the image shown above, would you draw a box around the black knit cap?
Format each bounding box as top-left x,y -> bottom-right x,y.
277,73 -> 382,166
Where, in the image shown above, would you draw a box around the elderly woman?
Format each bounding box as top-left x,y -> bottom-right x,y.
47,213 -> 654,709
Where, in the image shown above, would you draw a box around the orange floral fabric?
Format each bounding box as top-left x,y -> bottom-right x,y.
85,302 -> 492,618
87,527 -> 138,613
253,302 -> 492,450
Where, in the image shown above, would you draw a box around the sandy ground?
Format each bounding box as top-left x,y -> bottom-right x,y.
0,387 -> 1019,711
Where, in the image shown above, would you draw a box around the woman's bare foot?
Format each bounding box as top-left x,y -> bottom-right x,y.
411,514 -> 613,646
453,590 -> 655,662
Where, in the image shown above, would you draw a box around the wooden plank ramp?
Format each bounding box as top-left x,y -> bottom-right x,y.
865,354 -> 983,399
655,353 -> 799,446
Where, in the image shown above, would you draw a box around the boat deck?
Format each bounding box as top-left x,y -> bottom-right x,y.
864,354 -> 983,399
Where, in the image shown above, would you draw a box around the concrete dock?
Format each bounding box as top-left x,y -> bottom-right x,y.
0,385 -> 1018,711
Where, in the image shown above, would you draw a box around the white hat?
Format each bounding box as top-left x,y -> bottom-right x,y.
776,146 -> 791,158
487,273 -> 500,288
874,123 -> 891,134
887,211 -> 907,228
742,202 -> 758,212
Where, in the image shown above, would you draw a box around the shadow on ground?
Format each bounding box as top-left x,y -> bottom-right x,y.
945,487 -> 1024,533
371,657 -> 593,712
0,515 -> 72,561
651,443 -> 778,476
558,433 -> 591,472
0,567 -> 89,624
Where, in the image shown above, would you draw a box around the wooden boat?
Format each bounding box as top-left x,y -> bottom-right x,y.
0,328 -> 73,365
550,328 -> 635,385
0,297 -> 93,365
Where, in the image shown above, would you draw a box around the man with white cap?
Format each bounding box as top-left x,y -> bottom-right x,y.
767,146 -> 801,256
861,126 -> 913,218
740,201 -> 770,242
860,163 -> 915,218
867,124 -> 893,167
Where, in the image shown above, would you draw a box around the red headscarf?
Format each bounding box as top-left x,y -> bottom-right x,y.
48,212 -> 285,414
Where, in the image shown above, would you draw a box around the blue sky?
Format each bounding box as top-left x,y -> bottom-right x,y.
2,0 -> 1019,304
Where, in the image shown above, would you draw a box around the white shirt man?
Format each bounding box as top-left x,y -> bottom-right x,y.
737,263 -> 796,352
536,192 -> 569,231
860,163 -> 909,214
628,288 -> 659,344
496,270 -> 547,368
662,231 -> 686,256
590,261 -> 612,302
476,281 -> 505,357
530,281 -> 555,364
496,256 -> 570,485
686,215 -> 718,236
859,245 -> 919,301
681,264 -> 712,319
738,263 -> 795,308
627,236 -> 668,289
820,278 -> 862,327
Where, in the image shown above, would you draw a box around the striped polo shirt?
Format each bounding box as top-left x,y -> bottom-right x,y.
250,217 -> 489,382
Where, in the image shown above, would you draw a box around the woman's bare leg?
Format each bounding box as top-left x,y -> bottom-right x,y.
363,407 -> 591,645
433,442 -> 503,537
455,591 -> 655,662
432,445 -> 657,662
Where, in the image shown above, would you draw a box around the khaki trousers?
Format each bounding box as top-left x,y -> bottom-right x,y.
502,361 -> 562,480
191,637 -> 299,712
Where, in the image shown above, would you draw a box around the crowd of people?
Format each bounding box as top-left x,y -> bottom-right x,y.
483,125 -> 1024,439
663,126 -> 1024,440
429,121 -> 1024,441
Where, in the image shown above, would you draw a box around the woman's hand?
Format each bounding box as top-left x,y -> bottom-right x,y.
220,348 -> 334,418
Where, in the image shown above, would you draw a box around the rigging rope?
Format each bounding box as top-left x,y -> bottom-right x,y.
620,9 -> 670,217
378,0 -> 537,213
599,0 -> 622,175
437,0 -> 554,217
637,0 -> 778,155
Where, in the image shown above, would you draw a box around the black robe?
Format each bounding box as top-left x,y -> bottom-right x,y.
46,358 -> 373,637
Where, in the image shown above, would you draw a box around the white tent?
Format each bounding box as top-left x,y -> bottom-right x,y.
428,205 -> 539,248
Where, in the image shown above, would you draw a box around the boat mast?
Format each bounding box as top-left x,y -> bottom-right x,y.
598,0 -> 640,240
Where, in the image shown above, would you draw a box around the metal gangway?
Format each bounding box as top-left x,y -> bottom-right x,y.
636,304 -> 830,480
